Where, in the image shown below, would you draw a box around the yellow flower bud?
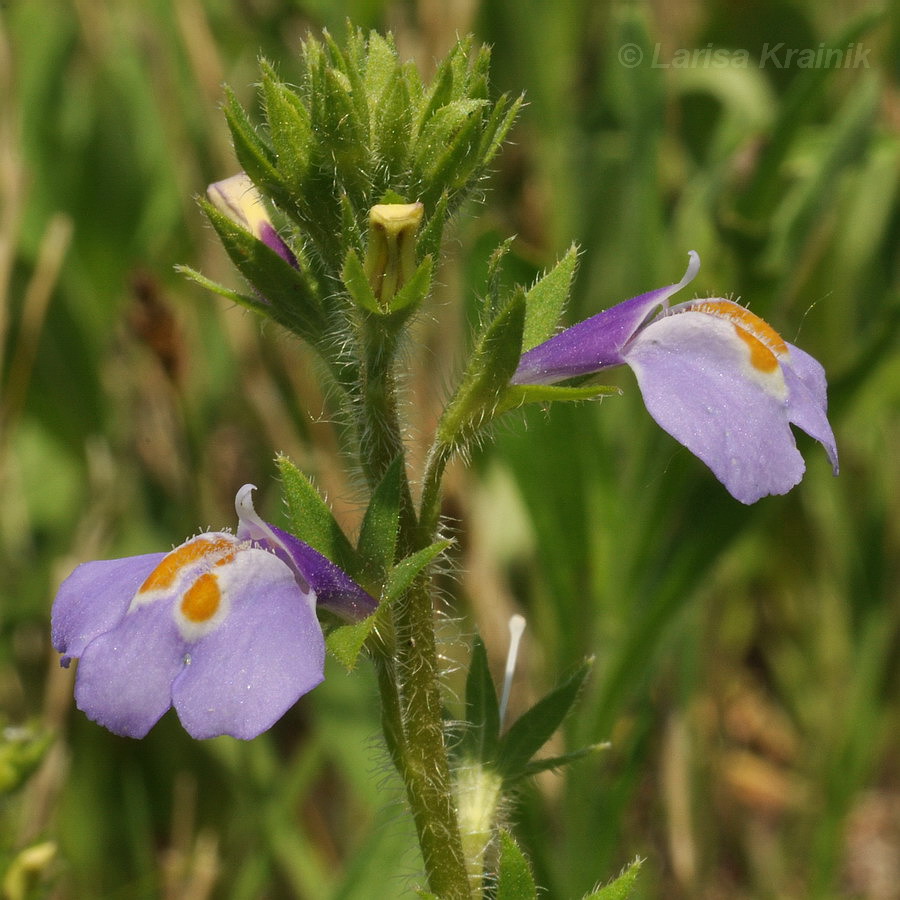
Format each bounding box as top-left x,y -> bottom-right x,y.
364,202 -> 424,308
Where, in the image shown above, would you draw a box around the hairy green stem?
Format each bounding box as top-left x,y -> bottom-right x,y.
358,323 -> 469,898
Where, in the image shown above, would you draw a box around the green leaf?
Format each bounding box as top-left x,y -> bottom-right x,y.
201,199 -> 326,346
496,657 -> 593,784
523,244 -> 579,350
500,383 -> 621,414
277,455 -> 359,577
357,456 -> 403,578
417,98 -> 488,171
417,99 -> 490,209
495,830 -> 538,900
516,742 -> 609,779
382,540 -> 452,607
436,287 -> 526,452
326,613 -> 379,671
459,637 -> 501,763
177,265 -> 270,317
583,858 -> 643,900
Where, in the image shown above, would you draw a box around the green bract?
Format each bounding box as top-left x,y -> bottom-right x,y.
221,31 -> 521,326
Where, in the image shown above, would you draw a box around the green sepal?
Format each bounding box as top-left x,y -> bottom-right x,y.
260,60 -> 312,195
485,237 -> 516,319
495,657 -> 593,784
495,830 -> 538,900
523,244 -> 579,351
343,250 -> 432,321
176,265 -> 270,317
324,30 -> 370,144
477,91 -> 524,170
357,455 -> 403,579
417,99 -> 490,210
414,39 -> 461,133
325,611 -> 379,671
222,87 -> 282,197
276,454 -> 359,577
342,248 -> 381,313
389,254 -> 433,314
582,858 -> 643,900
373,63 -> 414,181
499,383 -> 622,415
437,287 -> 526,451
417,191 -> 450,263
382,540 -> 452,607
459,636 -> 501,764
320,65 -> 372,205
201,199 -> 326,346
361,29 -> 399,108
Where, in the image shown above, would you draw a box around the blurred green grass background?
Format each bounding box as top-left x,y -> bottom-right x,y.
1,0 -> 898,897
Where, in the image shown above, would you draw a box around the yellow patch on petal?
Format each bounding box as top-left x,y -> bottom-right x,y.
139,536 -> 236,594
689,301 -> 788,373
181,573 -> 221,623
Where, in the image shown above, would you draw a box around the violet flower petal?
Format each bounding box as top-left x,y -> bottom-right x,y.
780,345 -> 839,474
235,484 -> 377,621
512,252 -> 700,385
625,308 -> 823,503
51,553 -> 166,665
172,548 -> 324,740
74,600 -> 186,738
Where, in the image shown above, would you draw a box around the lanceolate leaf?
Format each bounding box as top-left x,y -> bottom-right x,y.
459,636 -> 501,763
582,858 -> 643,900
357,456 -> 403,578
437,287 -> 526,452
326,613 -> 379,671
523,244 -> 579,351
381,541 -> 452,607
496,658 -> 593,783
277,455 -> 359,577
496,830 -> 538,900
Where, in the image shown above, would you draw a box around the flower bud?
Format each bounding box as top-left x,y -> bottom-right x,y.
364,202 -> 424,309
207,173 -> 297,268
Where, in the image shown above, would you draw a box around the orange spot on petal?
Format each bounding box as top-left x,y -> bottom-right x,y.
734,327 -> 779,372
689,301 -> 787,373
180,573 -> 221,623
139,536 -> 236,593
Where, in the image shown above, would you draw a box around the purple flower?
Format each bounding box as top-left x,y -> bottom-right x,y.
51,486 -> 376,740
512,252 -> 839,504
207,173 -> 298,268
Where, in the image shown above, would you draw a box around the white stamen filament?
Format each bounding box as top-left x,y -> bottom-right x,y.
499,614 -> 526,728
